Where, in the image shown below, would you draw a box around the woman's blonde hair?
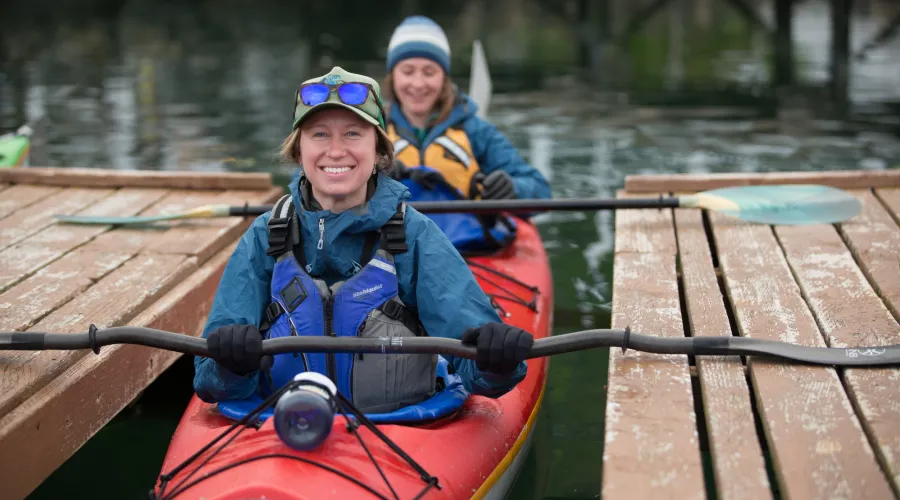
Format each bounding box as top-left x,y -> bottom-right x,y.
278,120 -> 395,173
381,71 -> 456,126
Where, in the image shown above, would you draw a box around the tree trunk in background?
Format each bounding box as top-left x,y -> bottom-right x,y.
694,0 -> 712,30
830,0 -> 851,117
773,0 -> 794,88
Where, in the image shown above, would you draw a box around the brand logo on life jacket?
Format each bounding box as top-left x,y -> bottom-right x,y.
352,284 -> 383,299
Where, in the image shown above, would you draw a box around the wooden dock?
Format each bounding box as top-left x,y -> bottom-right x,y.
605,169 -> 900,500
0,167 -> 282,499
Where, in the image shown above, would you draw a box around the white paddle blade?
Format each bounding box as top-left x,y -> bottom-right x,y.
469,39 -> 492,117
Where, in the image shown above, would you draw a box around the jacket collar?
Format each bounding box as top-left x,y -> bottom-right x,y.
289,172 -> 411,235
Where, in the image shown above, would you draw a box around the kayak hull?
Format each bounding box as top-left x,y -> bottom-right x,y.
155,219 -> 553,500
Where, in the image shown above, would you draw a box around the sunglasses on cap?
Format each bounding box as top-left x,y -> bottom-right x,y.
294,82 -> 386,126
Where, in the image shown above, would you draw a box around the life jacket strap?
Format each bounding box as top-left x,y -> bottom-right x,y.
380,202 -> 408,254
259,301 -> 284,333
266,194 -> 297,258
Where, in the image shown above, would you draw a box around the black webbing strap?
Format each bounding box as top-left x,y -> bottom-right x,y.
380,203 -> 408,254
266,194 -> 294,258
377,300 -> 426,337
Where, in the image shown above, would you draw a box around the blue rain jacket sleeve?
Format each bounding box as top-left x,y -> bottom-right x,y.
463,114 -> 552,201
396,208 -> 528,398
193,213 -> 274,403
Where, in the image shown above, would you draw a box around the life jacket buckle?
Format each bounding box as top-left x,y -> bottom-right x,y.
265,302 -> 284,323
380,299 -> 403,320
378,299 -> 426,337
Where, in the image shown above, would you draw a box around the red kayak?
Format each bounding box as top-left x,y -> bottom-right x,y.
153,219 -> 553,500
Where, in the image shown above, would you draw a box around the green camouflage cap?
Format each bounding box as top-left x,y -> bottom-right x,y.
292,66 -> 387,130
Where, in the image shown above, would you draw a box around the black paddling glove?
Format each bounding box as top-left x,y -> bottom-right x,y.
461,323 -> 534,374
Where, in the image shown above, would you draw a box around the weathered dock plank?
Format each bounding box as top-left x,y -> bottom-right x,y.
614,170 -> 900,500
777,205 -> 900,495
838,190 -> 900,323
0,188 -> 169,294
0,185 -> 60,220
0,247 -> 133,332
603,192 -> 705,499
0,241 -> 239,500
141,188 -> 282,261
0,187 -> 113,251
0,167 -> 284,499
0,166 -> 273,191
0,253 -> 197,417
710,213 -> 894,499
875,188 -> 900,223
674,207 -> 772,500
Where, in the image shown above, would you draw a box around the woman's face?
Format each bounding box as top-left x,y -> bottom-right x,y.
298,107 -> 377,211
391,58 -> 444,118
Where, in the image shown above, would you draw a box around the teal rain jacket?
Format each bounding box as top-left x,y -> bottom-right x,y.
193,174 -> 528,403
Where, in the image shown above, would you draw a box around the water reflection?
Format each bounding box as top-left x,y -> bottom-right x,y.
4,0 -> 900,499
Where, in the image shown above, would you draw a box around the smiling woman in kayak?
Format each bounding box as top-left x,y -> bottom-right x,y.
193,66 -> 533,414
382,15 -> 551,252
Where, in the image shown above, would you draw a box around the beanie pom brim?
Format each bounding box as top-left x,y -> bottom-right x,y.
387,43 -> 451,74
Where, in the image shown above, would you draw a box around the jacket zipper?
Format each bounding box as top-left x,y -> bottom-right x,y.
316,217 -> 335,382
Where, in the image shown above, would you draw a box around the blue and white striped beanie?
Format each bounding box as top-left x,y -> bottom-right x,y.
386,16 -> 451,74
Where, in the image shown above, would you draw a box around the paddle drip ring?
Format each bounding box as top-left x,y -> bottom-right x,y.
621,325 -> 632,354
88,324 -> 101,354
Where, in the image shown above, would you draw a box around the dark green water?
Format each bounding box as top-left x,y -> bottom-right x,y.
3,0 -> 899,498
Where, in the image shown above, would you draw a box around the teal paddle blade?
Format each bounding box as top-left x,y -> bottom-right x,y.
54,213 -> 183,225
689,184 -> 862,225
54,204 -> 230,225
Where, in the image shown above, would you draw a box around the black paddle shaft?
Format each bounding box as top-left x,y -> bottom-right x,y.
228,196 -> 681,217
3,327 -> 900,367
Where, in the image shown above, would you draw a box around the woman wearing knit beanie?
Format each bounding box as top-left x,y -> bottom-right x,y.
383,15 -> 552,254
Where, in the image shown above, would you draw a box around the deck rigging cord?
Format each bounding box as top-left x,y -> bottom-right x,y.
151,375 -> 439,500
465,258 -> 540,317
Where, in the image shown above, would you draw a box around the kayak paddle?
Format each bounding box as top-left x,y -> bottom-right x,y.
52,184 -> 861,226
2,325 -> 897,367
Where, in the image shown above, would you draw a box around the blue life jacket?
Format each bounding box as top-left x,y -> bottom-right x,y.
214,194 -> 469,422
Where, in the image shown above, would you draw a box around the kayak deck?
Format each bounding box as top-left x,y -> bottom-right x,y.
606,169 -> 900,500
154,220 -> 553,500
